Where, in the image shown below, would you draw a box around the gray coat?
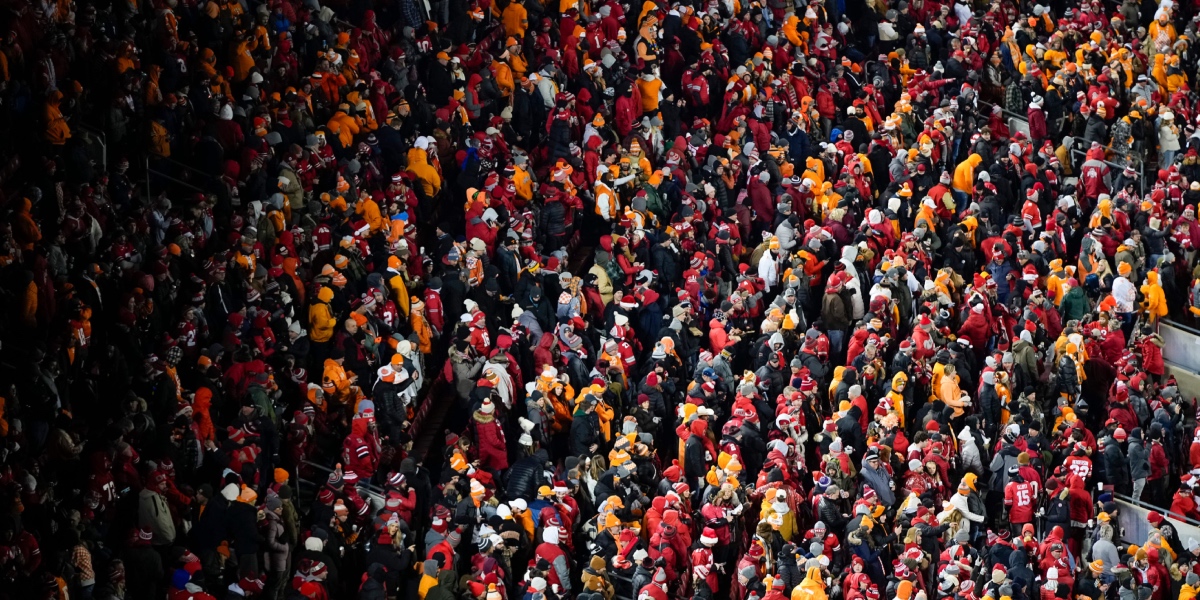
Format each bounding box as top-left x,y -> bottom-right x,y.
451,351 -> 483,400
859,463 -> 896,506
1091,536 -> 1120,575
262,511 -> 290,572
137,489 -> 177,546
775,219 -> 798,252
989,445 -> 1021,492
1128,438 -> 1151,480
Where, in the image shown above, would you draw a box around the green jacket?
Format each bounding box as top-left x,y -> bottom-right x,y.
425,570 -> 459,600
1059,286 -> 1089,323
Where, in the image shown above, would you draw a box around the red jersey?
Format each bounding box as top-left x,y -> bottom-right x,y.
1004,480 -> 1039,524
1064,455 -> 1092,481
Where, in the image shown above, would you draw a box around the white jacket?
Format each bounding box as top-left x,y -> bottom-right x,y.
1160,123 -> 1181,151
957,427 -> 984,473
878,21 -> 898,41
758,250 -> 780,292
948,492 -> 986,526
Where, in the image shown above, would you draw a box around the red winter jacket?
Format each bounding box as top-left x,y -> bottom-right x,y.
472,410 -> 509,470
1027,107 -> 1047,141
959,310 -> 992,351
816,88 -> 836,119
748,178 -> 773,226
1066,474 -> 1094,523
1141,336 -> 1165,376
615,95 -> 638,138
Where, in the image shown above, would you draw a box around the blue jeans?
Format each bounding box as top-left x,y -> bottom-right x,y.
828,329 -> 845,354
951,190 -> 969,212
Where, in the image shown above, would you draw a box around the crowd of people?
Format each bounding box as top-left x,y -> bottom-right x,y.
7,0 -> 1200,598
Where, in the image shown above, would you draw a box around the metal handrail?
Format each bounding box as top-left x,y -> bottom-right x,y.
75,123 -> 108,172
1163,318 -> 1200,337
147,167 -> 209,195
978,99 -> 1028,126
160,156 -> 221,182
609,571 -> 637,600
1069,135 -> 1142,163
301,460 -> 388,500
1068,144 -> 1145,195
1115,493 -> 1200,529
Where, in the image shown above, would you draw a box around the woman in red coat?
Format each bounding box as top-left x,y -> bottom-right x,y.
1027,97 -> 1048,144
1140,327 -> 1165,380
472,398 -> 509,471
959,302 -> 992,352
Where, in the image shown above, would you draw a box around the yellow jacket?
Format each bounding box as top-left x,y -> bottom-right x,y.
309,287 -> 338,343
322,358 -> 352,397
231,38 -> 258,82
887,372 -> 907,426
760,497 -> 799,540
791,567 -> 828,600
782,15 -> 804,47
502,2 -> 528,37
411,310 -> 433,354
1043,48 -> 1068,69
1153,55 -> 1169,89
1149,19 -> 1177,45
328,110 -> 361,148
953,154 -> 983,194
150,121 -> 171,158
418,573 -> 437,600
1046,263 -> 1067,305
44,91 -> 71,145
828,366 -> 846,405
1179,582 -> 1198,600
939,374 -> 966,417
1142,271 -> 1169,317
356,197 -> 384,234
388,271 -> 411,317
346,91 -> 377,132
513,165 -> 533,202
508,53 -> 529,79
1168,72 -> 1186,95
493,61 -> 515,97
596,400 -> 614,441
407,148 -> 442,198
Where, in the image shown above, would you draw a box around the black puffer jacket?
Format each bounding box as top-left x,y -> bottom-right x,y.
818,496 -> 848,533
569,411 -> 601,457
506,448 -> 549,500
539,198 -> 568,238
1102,438 -> 1131,492
358,564 -> 388,600
775,545 -> 804,591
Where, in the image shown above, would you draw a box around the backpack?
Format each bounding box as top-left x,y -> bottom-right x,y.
604,256 -> 624,285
